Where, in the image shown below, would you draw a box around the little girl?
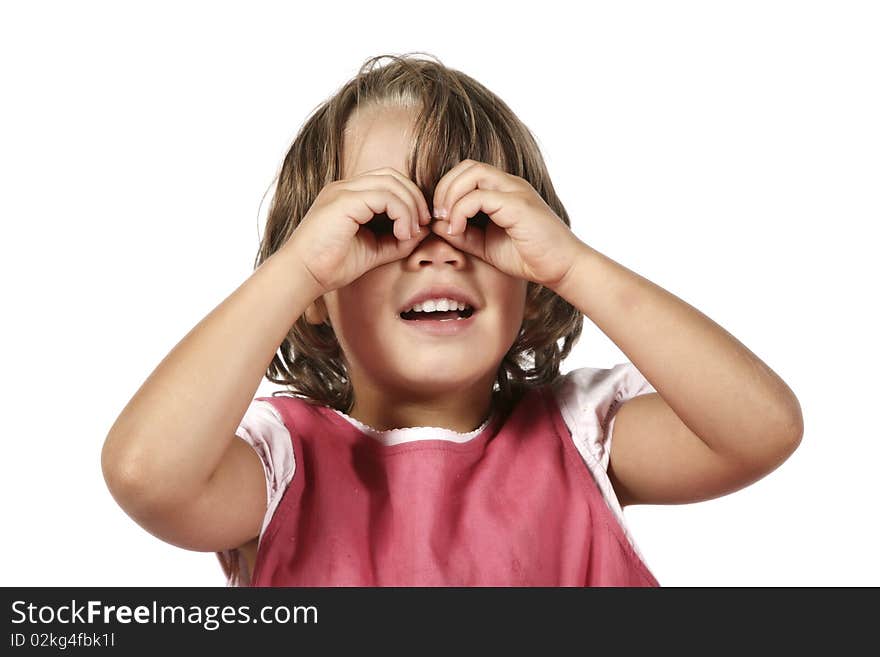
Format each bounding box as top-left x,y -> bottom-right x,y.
101,53 -> 803,587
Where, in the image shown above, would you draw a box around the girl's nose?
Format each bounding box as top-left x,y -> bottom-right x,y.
409,232 -> 466,267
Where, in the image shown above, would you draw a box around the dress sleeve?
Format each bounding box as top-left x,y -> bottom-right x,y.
215,398 -> 296,586
553,361 -> 657,472
551,361 -> 658,569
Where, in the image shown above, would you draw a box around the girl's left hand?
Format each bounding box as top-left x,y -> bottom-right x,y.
430,160 -> 584,289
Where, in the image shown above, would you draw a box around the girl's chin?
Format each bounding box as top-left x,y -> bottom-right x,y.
382,363 -> 491,389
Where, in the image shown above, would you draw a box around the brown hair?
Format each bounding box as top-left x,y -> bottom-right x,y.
258,51 -> 582,420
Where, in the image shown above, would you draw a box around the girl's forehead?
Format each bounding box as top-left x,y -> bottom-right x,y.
342,114 -> 418,178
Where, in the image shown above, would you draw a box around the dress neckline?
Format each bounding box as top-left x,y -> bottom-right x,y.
329,407 -> 497,446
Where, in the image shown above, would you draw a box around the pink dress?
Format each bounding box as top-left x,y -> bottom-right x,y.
216,362 -> 659,587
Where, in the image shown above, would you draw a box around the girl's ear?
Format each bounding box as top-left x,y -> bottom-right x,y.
304,296 -> 330,325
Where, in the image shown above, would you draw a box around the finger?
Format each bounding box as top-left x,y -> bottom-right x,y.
361,172 -> 423,238
347,188 -> 413,240
430,219 -> 486,260
343,171 -> 421,238
369,167 -> 431,236
440,163 -> 522,234
373,221 -> 431,266
447,189 -> 516,236
395,169 -> 431,236
432,159 -> 478,219
384,167 -> 432,226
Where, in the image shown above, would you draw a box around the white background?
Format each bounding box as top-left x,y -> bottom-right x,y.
1,1 -> 877,586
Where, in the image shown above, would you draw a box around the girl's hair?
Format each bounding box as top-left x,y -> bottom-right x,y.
256,52 -> 583,421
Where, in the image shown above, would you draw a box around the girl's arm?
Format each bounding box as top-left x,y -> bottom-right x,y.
101,243 -> 323,551
551,242 -> 803,507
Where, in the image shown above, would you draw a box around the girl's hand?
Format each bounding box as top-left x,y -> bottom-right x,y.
430,159 -> 583,288
283,167 -> 433,295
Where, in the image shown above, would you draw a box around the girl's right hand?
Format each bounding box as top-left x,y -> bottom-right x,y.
282,167 -> 433,295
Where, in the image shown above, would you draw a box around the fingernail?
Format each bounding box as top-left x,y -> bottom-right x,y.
447,223 -> 454,235
435,207 -> 448,219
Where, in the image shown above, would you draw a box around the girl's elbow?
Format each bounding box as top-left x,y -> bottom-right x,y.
767,402 -> 804,466
780,396 -> 805,449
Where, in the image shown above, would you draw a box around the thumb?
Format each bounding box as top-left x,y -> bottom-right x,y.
430,220 -> 485,259
371,227 -> 430,266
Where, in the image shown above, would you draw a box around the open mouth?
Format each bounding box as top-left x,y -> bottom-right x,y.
399,307 -> 476,322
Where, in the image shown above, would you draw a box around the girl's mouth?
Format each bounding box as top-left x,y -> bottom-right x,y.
397,308 -> 478,336
399,308 -> 474,321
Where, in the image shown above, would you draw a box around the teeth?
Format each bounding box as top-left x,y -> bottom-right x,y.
405,297 -> 471,313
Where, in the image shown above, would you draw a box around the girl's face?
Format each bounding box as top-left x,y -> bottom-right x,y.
310,106 -> 528,407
